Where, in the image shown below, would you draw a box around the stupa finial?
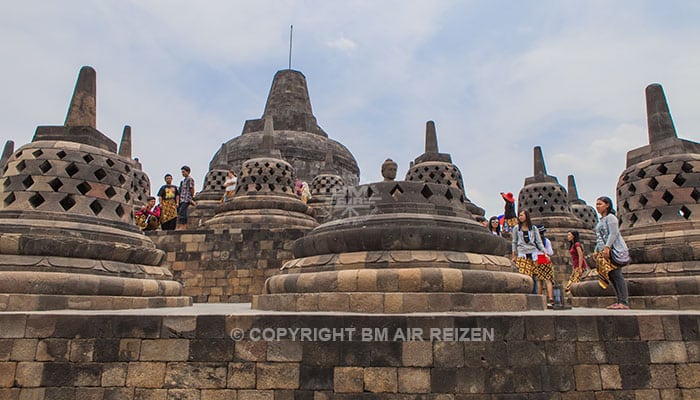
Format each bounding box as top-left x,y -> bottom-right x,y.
65,66 -> 97,128
534,146 -> 547,176
646,83 -> 677,144
118,126 -> 132,158
425,121 -> 439,153
567,175 -> 580,201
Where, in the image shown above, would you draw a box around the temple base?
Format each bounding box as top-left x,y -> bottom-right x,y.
570,294 -> 700,310
0,293 -> 192,311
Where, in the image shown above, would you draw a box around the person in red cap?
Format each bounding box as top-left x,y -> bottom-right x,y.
500,192 -> 517,233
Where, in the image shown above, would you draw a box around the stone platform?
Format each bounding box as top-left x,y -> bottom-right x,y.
0,303 -> 698,399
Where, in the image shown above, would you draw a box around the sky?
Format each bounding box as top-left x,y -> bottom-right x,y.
1,0 -> 699,218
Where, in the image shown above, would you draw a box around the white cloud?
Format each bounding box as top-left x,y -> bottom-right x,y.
326,35 -> 358,53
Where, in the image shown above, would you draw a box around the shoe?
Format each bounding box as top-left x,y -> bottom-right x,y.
606,303 -> 619,309
612,303 -> 630,310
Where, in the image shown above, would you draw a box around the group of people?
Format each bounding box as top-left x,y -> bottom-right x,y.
135,165 -> 196,232
484,195 -> 630,310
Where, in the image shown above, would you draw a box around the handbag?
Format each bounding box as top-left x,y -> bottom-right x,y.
536,254 -> 549,265
610,246 -> 631,266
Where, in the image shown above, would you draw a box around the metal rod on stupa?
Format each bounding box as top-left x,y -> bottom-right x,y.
65,66 -> 97,128
118,125 -> 132,158
425,120 -> 439,153
646,83 -> 678,144
534,146 -> 548,176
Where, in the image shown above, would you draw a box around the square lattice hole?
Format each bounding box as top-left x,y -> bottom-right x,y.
32,149 -> 43,158
105,186 -> 117,198
28,193 -> 45,208
657,164 -> 668,174
56,150 -> 67,159
679,206 -> 692,220
83,154 -> 94,164
673,174 -> 686,187
3,193 -> 16,207
2,177 -> 10,189
15,160 -> 26,172
647,177 -> 659,190
115,205 -> 125,218
94,168 -> 107,181
77,181 -> 92,195
662,190 -> 674,204
22,176 -> 34,189
48,178 -> 63,192
106,159 -> 115,167
59,195 -> 76,211
651,209 -> 662,222
65,162 -> 79,177
421,185 -> 433,199
639,195 -> 648,206
681,162 -> 694,173
39,160 -> 52,173
691,188 -> 700,202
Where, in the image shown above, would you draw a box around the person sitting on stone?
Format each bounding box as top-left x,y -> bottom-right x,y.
222,170 -> 237,202
300,181 -> 311,204
135,196 -> 161,231
381,158 -> 398,181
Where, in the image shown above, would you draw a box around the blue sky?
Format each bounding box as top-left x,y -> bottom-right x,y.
1,0 -> 698,217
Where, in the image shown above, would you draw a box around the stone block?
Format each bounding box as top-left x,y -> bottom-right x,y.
507,341 -> 545,366
349,293 -> 383,313
576,342 -> 607,364
659,389 -> 682,400
633,389 -> 661,400
401,341 -> 432,367
333,367 -> 363,393
75,388 -> 104,400
164,362 -> 227,389
165,388 -> 199,400
235,341 -> 267,362
75,363 -> 101,386
573,365 -> 601,391
141,339 -> 190,361
267,341 -> 302,362
24,316 -> 56,338
237,390 -> 274,400
134,388 -> 167,400
201,389 -> 238,400
69,339 -> 95,363
14,362 -> 42,387
162,317 -> 197,339
35,339 -> 68,362
364,367 -> 398,393
119,339 -> 141,361
126,362 -> 166,388
599,364 -> 622,390
525,317 -> 556,341
661,316 -> 682,340
0,341 -> 11,361
619,364 -> 651,389
649,341 -> 688,363
0,363 -> 15,387
433,342 -> 463,367
10,340 -> 36,361
649,364 -> 677,389
101,363 -> 127,387
638,316 -> 665,341
397,368 -> 430,393
299,365 -> 333,390
545,341 -> 577,365
17,388 -> 45,400
227,362 -> 256,389
256,363 -> 299,389
676,363 -> 700,388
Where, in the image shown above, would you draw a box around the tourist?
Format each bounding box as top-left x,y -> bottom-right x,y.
222,170 -> 237,202
500,192 -> 517,234
565,230 -> 588,292
157,174 -> 179,231
135,196 -> 161,231
534,225 -> 555,304
294,178 -> 303,197
594,196 -> 630,309
488,216 -> 501,236
511,210 -> 544,295
176,165 -> 196,231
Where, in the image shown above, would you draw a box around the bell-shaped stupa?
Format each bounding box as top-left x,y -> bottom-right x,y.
405,121 -> 485,218
307,145 -> 346,223
208,69 -> 359,187
567,174 -> 598,230
572,84 -> 700,309
0,66 -> 190,310
119,125 -> 151,209
517,147 -> 596,281
253,122 -> 542,313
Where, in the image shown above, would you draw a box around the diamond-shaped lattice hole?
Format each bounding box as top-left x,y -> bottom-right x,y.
682,162 -> 694,173
56,150 -> 67,159
622,174 -> 630,182
115,205 -> 125,218
647,177 -> 659,190
15,151 -> 23,158
28,193 -> 45,208
459,194 -> 465,204
639,195 -> 648,206
662,190 -> 674,204
38,160 -> 52,173
366,187 -> 374,198
629,213 -> 638,225
65,162 -> 79,177
421,185 -> 433,199
268,184 -> 276,191
651,209 -> 662,222
538,207 -> 544,213
623,201 -> 630,211
48,178 -> 63,192
390,184 -> 403,201
637,169 -> 646,178
118,175 -> 126,185
124,192 -> 131,202
2,177 -> 9,189
16,160 -> 26,172
32,149 -> 43,158
106,159 -> 115,167
22,176 -> 34,189
673,174 -> 686,187
83,154 -> 94,164
105,186 -> 117,198
445,189 -> 453,200
255,183 -> 262,191
692,188 -> 700,202
89,200 -> 103,215
657,164 -> 668,174
628,183 -> 636,193
77,181 -> 92,195
3,193 -> 16,207
59,195 -> 76,211
94,168 -> 107,181
679,206 -> 692,220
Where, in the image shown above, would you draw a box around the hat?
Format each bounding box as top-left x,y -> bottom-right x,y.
500,192 -> 515,203
536,224 -> 547,234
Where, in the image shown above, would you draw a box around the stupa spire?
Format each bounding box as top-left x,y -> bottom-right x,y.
118,126 -> 132,158
534,146 -> 547,176
567,175 -> 580,202
425,121 -> 439,153
646,83 -> 677,144
65,66 -> 97,128
0,140 -> 14,171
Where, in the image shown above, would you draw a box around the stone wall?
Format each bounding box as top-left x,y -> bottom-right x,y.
147,228 -> 306,303
0,312 -> 698,399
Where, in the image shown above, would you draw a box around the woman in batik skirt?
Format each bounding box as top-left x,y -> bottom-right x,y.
511,210 -> 544,295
